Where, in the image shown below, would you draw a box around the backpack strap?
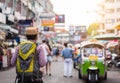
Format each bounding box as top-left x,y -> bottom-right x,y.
33,44 -> 43,81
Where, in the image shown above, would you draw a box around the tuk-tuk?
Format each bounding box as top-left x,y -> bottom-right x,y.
78,40 -> 107,83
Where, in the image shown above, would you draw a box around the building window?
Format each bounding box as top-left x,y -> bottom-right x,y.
106,19 -> 115,23
106,9 -> 114,13
117,18 -> 120,22
106,0 -> 114,3
117,8 -> 120,12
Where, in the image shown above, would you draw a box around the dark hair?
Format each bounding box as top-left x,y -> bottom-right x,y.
46,40 -> 49,44
26,35 -> 37,40
42,40 -> 46,43
64,43 -> 68,47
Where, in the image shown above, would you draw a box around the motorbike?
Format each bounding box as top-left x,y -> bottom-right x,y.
114,55 -> 120,68
107,53 -> 120,68
78,40 -> 107,83
106,53 -> 113,68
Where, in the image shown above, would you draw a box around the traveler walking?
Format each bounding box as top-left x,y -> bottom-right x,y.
46,40 -> 52,76
61,42 -> 74,77
55,46 -> 60,62
11,27 -> 47,83
0,43 -> 4,69
52,45 -> 57,62
40,39 -> 51,75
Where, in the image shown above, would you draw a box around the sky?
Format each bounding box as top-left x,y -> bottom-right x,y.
50,0 -> 101,28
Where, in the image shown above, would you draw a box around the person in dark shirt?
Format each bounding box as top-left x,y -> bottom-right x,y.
0,43 -> 4,69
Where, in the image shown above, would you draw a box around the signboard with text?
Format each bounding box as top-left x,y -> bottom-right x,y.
41,20 -> 54,26
55,14 -> 65,23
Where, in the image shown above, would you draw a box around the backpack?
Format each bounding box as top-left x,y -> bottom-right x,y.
16,41 -> 42,82
55,48 -> 59,55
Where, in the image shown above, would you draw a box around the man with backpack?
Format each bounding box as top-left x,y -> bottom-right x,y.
11,27 -> 47,83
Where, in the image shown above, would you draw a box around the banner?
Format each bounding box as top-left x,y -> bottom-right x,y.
41,20 -> 54,26
55,14 -> 65,23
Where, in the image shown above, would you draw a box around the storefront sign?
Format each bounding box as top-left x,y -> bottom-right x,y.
0,13 -> 6,24
8,14 -> 14,22
18,19 -> 33,27
41,20 -> 54,26
40,13 -> 55,18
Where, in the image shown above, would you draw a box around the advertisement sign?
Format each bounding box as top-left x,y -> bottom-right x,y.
39,13 -> 55,18
74,35 -> 81,41
41,20 -> 54,26
55,14 -> 65,23
18,19 -> 33,27
44,26 -> 49,31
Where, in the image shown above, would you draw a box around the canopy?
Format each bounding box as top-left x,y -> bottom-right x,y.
107,42 -> 118,48
93,34 -> 120,40
114,22 -> 120,29
80,40 -> 105,48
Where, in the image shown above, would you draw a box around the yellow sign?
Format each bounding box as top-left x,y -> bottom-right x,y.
89,55 -> 98,61
41,20 -> 54,26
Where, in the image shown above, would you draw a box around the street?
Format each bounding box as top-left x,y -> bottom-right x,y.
0,57 -> 120,83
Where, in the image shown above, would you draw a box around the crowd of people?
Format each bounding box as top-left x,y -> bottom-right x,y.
10,27 -> 79,83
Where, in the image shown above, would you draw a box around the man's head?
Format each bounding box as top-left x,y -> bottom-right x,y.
25,27 -> 38,40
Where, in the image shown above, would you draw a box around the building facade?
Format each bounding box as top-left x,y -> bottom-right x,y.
97,0 -> 120,34
0,0 -> 54,42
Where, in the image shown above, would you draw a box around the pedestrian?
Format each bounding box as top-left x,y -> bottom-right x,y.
40,39 -> 51,76
52,45 -> 57,62
61,42 -> 74,77
0,42 -> 4,69
11,27 -> 47,83
46,40 -> 52,76
55,46 -> 60,62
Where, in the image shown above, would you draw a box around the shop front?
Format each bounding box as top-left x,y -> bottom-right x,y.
0,24 -> 19,69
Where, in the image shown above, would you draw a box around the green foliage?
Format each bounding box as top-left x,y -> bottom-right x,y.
87,22 -> 99,36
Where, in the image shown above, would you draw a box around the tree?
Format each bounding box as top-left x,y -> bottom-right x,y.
87,22 -> 99,36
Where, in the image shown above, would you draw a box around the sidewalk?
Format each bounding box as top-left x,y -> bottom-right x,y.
0,66 -> 14,72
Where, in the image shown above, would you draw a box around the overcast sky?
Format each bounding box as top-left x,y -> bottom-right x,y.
51,0 -> 101,28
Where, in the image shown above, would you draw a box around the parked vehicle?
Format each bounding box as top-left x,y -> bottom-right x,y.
78,40 -> 107,83
114,56 -> 120,67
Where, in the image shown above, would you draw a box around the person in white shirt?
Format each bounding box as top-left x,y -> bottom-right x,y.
40,39 -> 51,75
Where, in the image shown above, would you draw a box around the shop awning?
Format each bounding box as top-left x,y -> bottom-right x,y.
107,41 -> 118,48
0,24 -> 18,34
93,33 -> 120,40
114,22 -> 120,29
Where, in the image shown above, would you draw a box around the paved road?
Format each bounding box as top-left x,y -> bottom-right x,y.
0,57 -> 120,83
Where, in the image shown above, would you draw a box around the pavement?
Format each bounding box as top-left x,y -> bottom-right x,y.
0,57 -> 120,83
